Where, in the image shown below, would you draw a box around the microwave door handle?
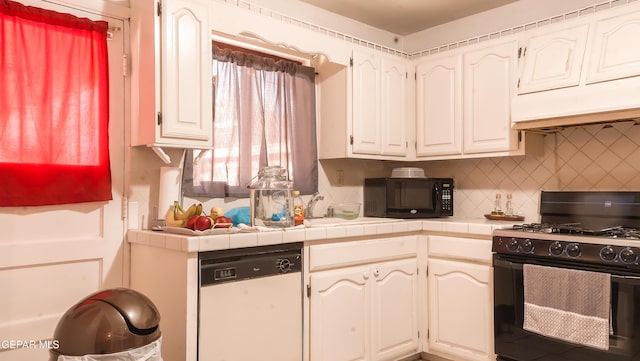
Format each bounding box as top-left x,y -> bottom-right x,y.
433,183 -> 441,212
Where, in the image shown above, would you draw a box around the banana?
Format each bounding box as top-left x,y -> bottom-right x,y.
175,203 -> 197,221
172,201 -> 183,219
164,204 -> 185,227
195,203 -> 203,217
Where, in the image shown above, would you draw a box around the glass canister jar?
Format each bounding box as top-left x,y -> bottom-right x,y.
247,166 -> 294,228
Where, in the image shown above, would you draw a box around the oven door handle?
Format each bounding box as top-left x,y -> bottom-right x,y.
495,257 -> 640,284
611,274 -> 640,284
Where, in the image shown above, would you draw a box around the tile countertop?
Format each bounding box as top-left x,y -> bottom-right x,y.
127,217 -> 521,253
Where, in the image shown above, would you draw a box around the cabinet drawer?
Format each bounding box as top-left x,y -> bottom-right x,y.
309,235 -> 417,271
428,235 -> 492,264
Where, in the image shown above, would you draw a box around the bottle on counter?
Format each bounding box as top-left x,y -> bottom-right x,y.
293,190 -> 305,226
505,193 -> 514,217
491,193 -> 504,216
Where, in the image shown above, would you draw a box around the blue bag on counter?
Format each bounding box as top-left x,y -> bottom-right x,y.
225,206 -> 251,226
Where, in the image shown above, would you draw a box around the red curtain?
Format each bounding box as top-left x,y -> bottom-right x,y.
0,0 -> 111,206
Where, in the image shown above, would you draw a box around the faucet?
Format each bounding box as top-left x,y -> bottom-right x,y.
306,192 -> 324,219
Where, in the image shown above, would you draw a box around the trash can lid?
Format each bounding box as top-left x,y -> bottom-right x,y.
51,288 -> 161,357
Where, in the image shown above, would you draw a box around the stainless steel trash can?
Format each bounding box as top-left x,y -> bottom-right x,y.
49,288 -> 162,361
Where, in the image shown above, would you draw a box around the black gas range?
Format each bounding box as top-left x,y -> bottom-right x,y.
493,191 -> 640,271
493,191 -> 640,361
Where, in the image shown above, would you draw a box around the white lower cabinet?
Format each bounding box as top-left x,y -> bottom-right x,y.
426,236 -> 494,361
308,236 -> 419,361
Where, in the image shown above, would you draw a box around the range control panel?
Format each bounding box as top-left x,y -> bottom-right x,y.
493,236 -> 640,269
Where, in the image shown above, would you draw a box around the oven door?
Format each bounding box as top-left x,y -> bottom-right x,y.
494,254 -> 640,361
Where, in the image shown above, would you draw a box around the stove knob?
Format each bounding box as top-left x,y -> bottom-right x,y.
620,248 -> 637,264
507,238 -> 520,252
600,246 -> 617,261
566,243 -> 581,257
549,241 -> 563,256
521,239 -> 533,253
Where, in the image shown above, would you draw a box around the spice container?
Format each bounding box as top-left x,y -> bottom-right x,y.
248,166 -> 293,228
491,193 -> 504,216
505,193 -> 514,216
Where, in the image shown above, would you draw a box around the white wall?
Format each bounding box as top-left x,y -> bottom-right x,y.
404,0 -> 609,52
234,0 -> 403,49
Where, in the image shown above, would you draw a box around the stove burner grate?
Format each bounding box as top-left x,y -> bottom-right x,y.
511,223 -> 640,239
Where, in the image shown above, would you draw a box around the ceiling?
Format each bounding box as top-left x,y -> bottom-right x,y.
297,0 -> 519,35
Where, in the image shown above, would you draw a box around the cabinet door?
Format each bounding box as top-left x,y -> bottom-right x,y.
161,0 -> 212,143
310,265 -> 370,361
372,258 -> 419,361
586,9 -> 640,84
380,55 -> 408,156
352,49 -> 382,155
415,55 -> 463,157
518,23 -> 590,94
463,41 -> 519,154
428,258 -> 493,361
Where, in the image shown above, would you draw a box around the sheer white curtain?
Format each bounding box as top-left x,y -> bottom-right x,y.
182,45 -> 318,198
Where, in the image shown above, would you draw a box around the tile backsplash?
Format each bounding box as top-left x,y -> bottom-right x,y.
133,121 -> 640,228
318,121 -> 640,222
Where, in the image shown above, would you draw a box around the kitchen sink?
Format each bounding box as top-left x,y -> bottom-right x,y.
303,217 -> 402,228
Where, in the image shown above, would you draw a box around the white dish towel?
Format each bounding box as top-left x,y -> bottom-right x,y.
523,264 -> 611,350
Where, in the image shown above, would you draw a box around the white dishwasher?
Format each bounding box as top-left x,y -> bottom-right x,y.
198,243 -> 303,361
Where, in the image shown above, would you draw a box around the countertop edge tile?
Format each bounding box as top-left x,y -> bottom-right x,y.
229,233 -> 259,248
305,227 -> 327,241
257,231 -> 284,246
283,228 -> 306,243
325,226 -> 347,239
198,235 -> 230,252
127,217 -> 519,252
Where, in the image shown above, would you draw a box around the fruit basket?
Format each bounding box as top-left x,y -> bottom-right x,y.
161,225 -> 238,236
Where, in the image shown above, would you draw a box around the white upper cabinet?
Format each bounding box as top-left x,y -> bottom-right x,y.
352,49 -> 409,157
512,2 -> 640,128
517,23 -> 590,94
318,48 -> 409,160
130,0 -> 213,153
381,55 -> 409,157
161,0 -> 212,142
352,49 -> 383,155
414,40 -> 541,160
463,40 -> 519,154
586,8 -> 640,84
415,54 -> 463,157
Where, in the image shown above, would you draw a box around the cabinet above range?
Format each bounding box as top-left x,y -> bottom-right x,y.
512,2 -> 640,130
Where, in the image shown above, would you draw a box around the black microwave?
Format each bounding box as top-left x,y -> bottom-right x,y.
364,178 -> 453,218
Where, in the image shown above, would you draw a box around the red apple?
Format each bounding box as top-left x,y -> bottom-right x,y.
184,215 -> 199,230
214,216 -> 233,228
194,215 -> 212,231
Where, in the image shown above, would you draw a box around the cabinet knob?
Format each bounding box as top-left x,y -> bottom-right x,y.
363,271 -> 370,280
373,268 -> 380,277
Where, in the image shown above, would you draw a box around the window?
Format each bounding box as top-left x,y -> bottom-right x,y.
182,43 -> 318,198
0,0 -> 111,206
